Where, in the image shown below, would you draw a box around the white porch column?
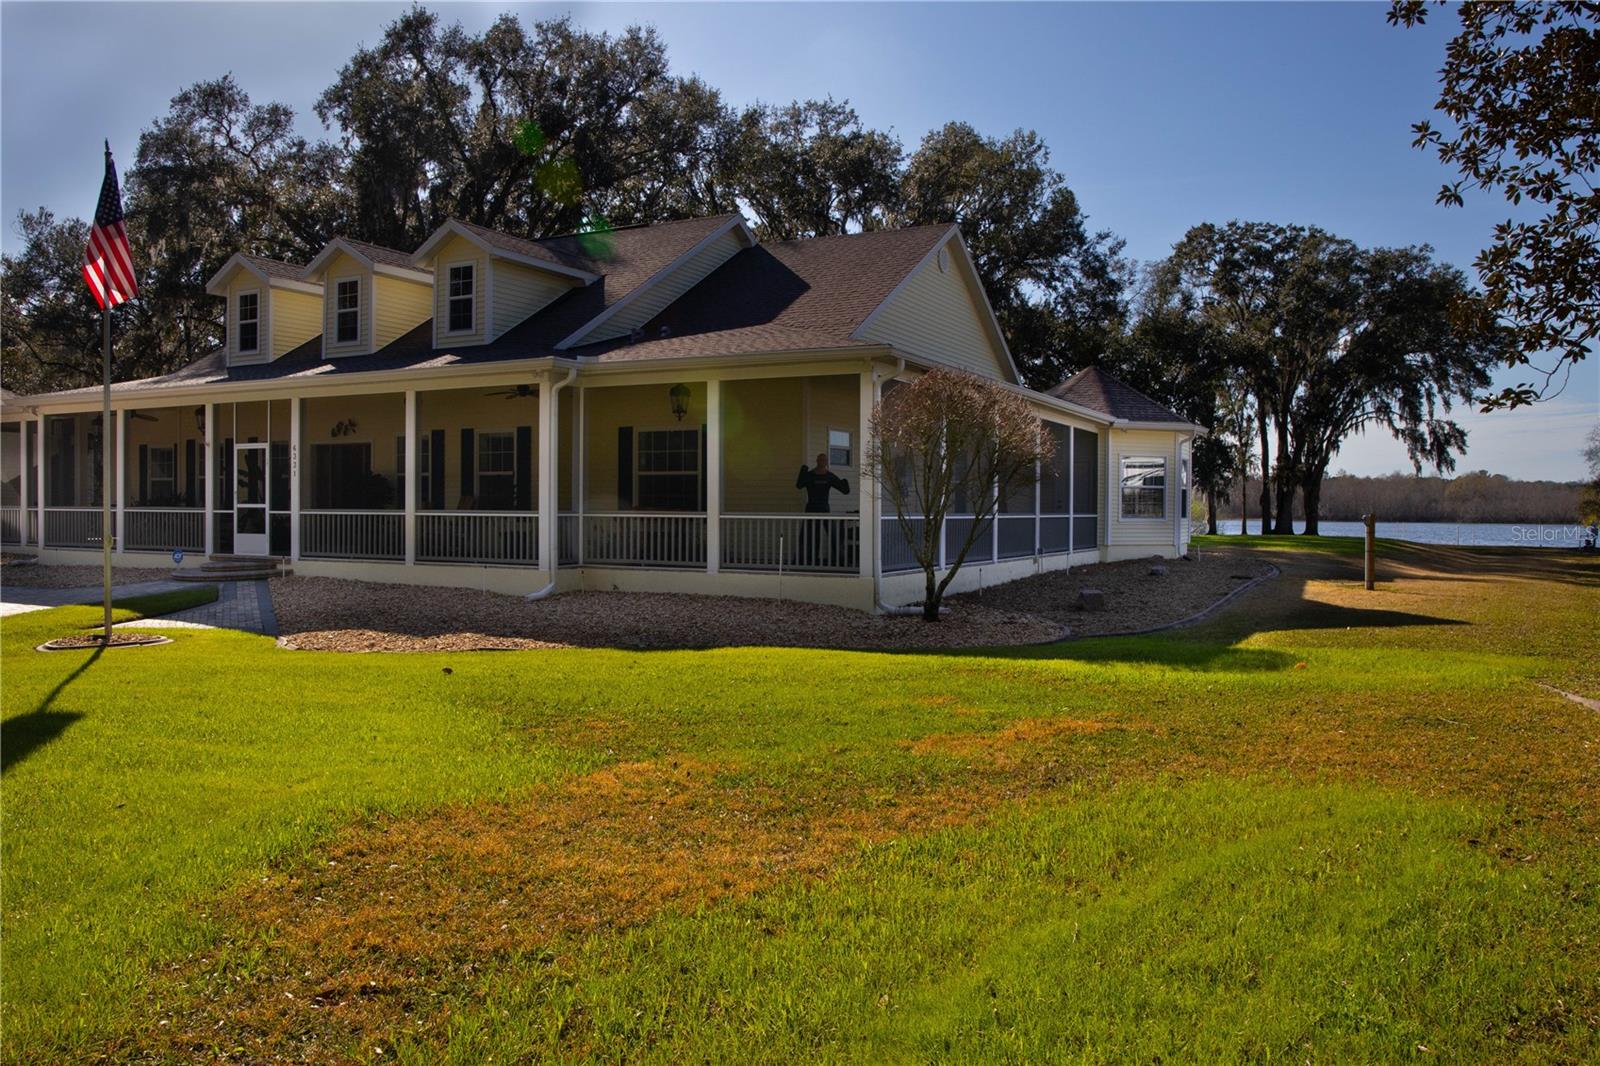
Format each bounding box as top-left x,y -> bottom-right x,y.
705,378 -> 721,574
288,398 -> 301,561
404,389 -> 417,565
538,373 -> 557,574
857,368 -> 878,580
576,386 -> 586,566
202,403 -> 215,555
36,414 -> 47,547
114,410 -> 127,553
19,420 -> 30,546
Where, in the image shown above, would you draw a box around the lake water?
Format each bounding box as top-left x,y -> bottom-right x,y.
1209,519 -> 1596,549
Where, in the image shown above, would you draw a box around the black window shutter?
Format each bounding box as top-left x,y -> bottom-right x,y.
515,425 -> 533,510
222,437 -> 234,508
617,426 -> 633,509
430,429 -> 446,509
138,445 -> 149,503
699,424 -> 708,511
459,428 -> 475,503
184,440 -> 197,504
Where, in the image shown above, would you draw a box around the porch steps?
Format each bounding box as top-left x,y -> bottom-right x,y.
172,555 -> 289,583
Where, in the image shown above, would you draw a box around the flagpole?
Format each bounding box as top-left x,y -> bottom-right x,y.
102,299 -> 113,640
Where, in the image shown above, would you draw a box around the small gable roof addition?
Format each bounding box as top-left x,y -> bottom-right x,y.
410,219 -> 599,282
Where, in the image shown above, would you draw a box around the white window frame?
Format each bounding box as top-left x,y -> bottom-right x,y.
827,426 -> 853,468
148,445 -> 177,501
236,290 -> 260,354
445,261 -> 476,335
334,276 -> 361,345
1119,456 -> 1168,520
476,429 -> 516,508
635,425 -> 701,511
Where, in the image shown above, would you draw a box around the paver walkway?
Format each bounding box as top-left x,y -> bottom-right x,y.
0,578 -> 277,636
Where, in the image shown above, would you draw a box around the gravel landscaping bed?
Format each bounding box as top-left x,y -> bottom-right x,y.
2,556 -> 176,590
953,550 -> 1276,637
269,576 -> 1065,652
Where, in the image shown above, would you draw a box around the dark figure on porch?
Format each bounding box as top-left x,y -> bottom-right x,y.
797,453 -> 849,565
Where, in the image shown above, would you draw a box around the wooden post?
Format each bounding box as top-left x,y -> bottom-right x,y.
1363,512 -> 1376,590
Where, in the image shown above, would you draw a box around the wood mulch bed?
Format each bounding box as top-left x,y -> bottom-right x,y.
2,555 -> 175,590
269,577 -> 1065,653
952,550 -> 1276,637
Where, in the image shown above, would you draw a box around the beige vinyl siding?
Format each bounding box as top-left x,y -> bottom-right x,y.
857,246 -> 1012,381
374,274 -> 434,349
583,227 -> 745,344
433,236 -> 486,346
271,290 -> 323,359
1108,427 -> 1183,548
226,274 -> 268,366
491,261 -> 573,340
320,251 -> 371,358
721,378 -> 803,513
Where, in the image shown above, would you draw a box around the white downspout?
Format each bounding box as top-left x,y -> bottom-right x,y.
526,364 -> 578,600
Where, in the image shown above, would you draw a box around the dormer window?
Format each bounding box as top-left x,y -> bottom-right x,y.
447,264 -> 474,333
237,291 -> 259,353
335,278 -> 360,344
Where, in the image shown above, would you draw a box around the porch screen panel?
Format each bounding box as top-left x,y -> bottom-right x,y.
1042,424 -> 1070,513
616,427 -> 633,509
1072,427 -> 1099,549
185,440 -> 197,505
138,445 -> 149,502
459,429 -> 475,504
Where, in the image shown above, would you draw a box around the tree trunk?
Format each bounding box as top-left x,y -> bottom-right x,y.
1239,472 -> 1249,534
923,566 -> 941,622
1272,415 -> 1295,534
1302,468 -> 1324,536
1256,409 -> 1273,535
1206,491 -> 1219,536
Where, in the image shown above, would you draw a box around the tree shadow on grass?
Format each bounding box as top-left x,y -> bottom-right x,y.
2,644 -> 100,775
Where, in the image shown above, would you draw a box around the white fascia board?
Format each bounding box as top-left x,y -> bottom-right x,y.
554,215 -> 754,350
372,263 -> 434,285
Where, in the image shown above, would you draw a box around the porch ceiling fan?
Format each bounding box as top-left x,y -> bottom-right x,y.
485,384 -> 537,400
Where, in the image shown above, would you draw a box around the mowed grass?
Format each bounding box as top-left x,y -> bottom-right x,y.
1,542 -> 1597,1062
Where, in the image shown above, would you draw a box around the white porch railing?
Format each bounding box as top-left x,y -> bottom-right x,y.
44,507 -> 105,549
582,512 -> 706,568
300,510 -> 404,560
0,506 -> 22,545
124,508 -> 205,552
557,513 -> 580,566
417,512 -> 538,565
721,514 -> 860,573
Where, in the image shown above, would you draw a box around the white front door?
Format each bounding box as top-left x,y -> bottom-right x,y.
234,442 -> 269,556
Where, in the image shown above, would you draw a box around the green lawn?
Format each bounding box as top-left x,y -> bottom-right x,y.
106,584 -> 219,621
2,545 -> 1597,1063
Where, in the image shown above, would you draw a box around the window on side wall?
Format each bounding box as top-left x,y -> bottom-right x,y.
237,291 -> 259,353
149,446 -> 176,503
1120,456 -> 1166,519
447,264 -> 475,334
828,427 -> 853,467
636,427 -> 700,511
335,278 -> 360,344
477,431 -> 515,509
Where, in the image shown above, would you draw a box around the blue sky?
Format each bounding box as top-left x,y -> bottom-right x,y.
2,2 -> 1594,480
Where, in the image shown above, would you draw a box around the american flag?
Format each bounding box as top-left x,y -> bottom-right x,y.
82,141 -> 136,309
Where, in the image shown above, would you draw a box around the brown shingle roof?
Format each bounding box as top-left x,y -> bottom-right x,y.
239,255 -> 307,282
339,239 -> 417,271
34,219 -> 956,397
1048,366 -> 1191,425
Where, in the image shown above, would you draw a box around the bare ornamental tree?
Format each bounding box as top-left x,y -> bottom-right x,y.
869,368 -> 1054,621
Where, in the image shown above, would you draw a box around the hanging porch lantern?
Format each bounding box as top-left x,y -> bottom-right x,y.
668,382 -> 691,423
